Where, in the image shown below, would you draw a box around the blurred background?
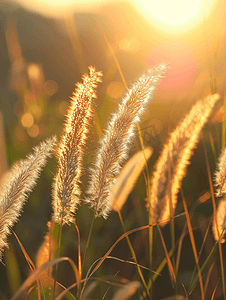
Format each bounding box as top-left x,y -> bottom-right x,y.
0,0 -> 226,299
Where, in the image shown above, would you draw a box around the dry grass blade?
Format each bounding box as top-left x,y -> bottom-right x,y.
211,279 -> 220,300
85,64 -> 166,219
157,225 -> 176,289
36,221 -> 56,286
111,281 -> 141,300
13,232 -> 36,272
105,256 -> 151,271
176,193 -> 209,275
52,67 -> 102,225
13,232 -> 42,300
150,93 -> 220,226
86,215 -> 182,293
0,135 -> 57,261
182,192 -> 204,299
11,257 -> 78,300
112,147 -> 153,211
81,224 -> 150,294
54,283 -> 77,300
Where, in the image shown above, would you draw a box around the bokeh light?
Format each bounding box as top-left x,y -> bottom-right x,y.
21,112 -> 34,128
107,81 -> 125,101
44,80 -> 58,96
27,124 -> 40,137
27,63 -> 43,81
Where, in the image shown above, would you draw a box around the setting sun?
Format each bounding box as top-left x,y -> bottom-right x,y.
136,0 -> 215,32
142,0 -> 200,25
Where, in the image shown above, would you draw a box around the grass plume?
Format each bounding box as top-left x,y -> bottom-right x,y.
0,135 -> 57,261
215,147 -> 226,197
85,64 -> 166,219
112,146 -> 153,211
52,66 -> 102,225
212,148 -> 226,243
150,93 -> 220,226
212,196 -> 226,243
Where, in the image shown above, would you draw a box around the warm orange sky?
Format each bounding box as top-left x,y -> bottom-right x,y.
13,0 -> 216,33
4,0 -> 223,104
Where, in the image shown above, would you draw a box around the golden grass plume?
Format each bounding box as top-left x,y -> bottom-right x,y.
215,147 -> 226,197
150,93 -> 220,226
112,146 -> 153,211
212,196 -> 226,243
85,64 -> 166,219
0,135 -> 57,261
212,147 -> 226,243
52,66 -> 102,225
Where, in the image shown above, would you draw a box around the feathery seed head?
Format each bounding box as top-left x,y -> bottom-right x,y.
150,93 -> 220,226
212,196 -> 226,243
85,64 -> 166,219
0,135 -> 57,261
52,67 -> 102,225
215,147 -> 226,197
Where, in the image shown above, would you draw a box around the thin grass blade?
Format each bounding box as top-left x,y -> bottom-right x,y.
189,242 -> 217,294
11,257 -> 79,300
182,192 -> 204,299
157,225 -> 176,289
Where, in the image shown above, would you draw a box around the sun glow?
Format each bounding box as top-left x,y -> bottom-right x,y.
137,0 -> 215,32
143,0 -> 200,25
13,0 -> 216,31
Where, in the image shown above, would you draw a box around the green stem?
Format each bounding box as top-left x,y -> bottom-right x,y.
77,212 -> 95,299
52,217 -> 63,300
137,123 -> 153,296
117,210 -> 150,298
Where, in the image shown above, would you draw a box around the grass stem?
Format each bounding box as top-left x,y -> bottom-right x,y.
117,209 -> 150,298
52,217 -> 63,300
77,212 -> 96,299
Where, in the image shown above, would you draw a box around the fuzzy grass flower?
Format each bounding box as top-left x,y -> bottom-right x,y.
215,147 -> 226,197
150,93 -> 220,226
85,64 -> 166,219
212,196 -> 226,243
52,67 -> 102,225
0,136 -> 57,261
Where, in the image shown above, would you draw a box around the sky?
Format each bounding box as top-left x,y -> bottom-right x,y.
13,0 -> 216,33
